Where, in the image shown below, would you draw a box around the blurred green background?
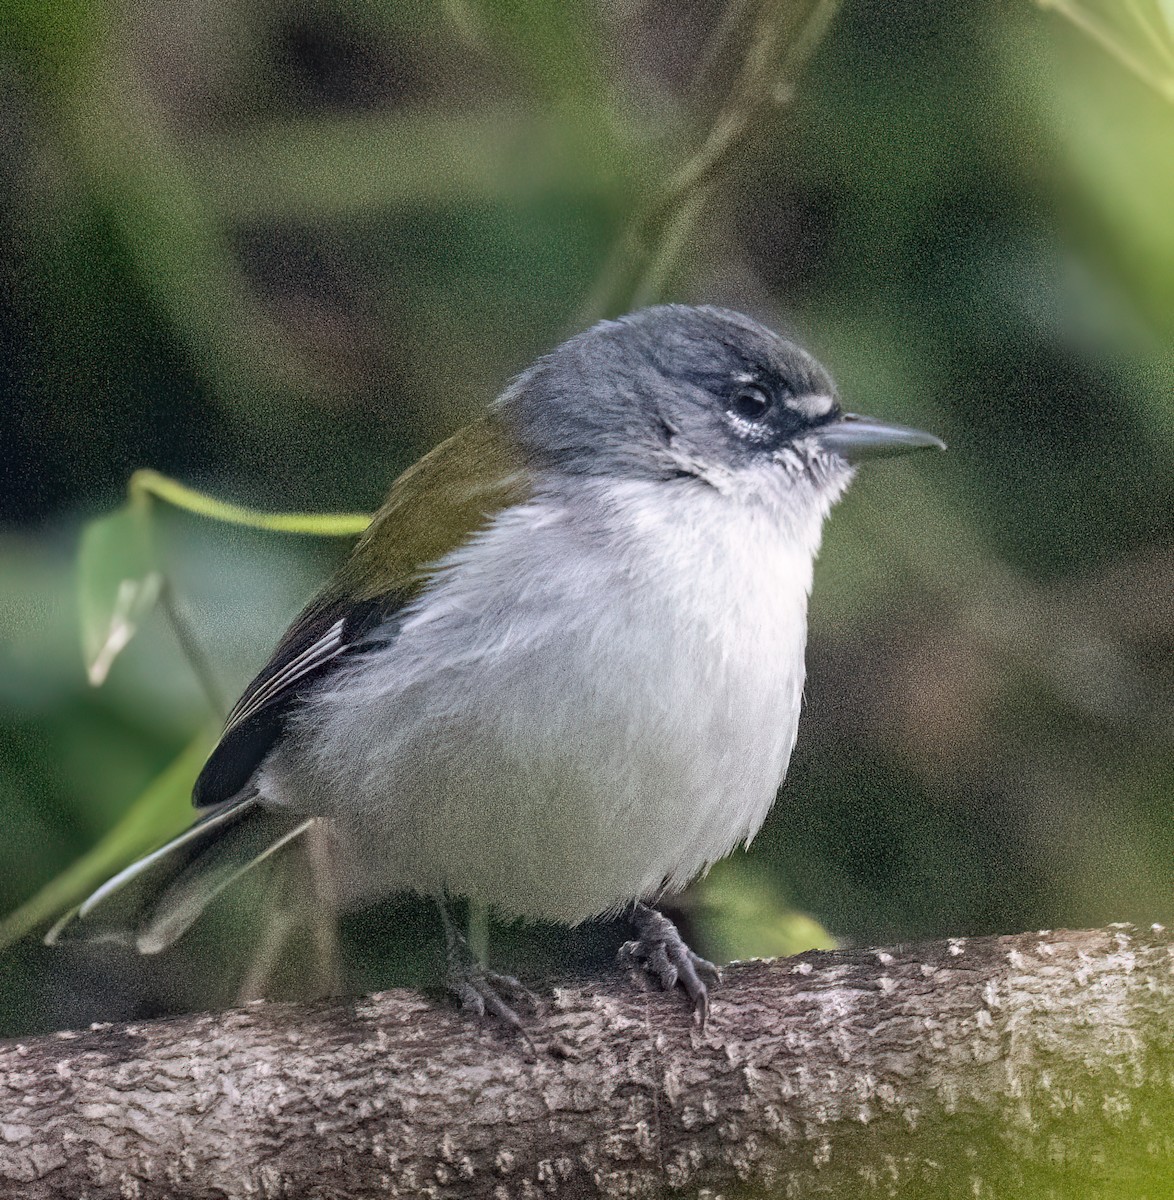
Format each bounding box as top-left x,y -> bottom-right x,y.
1,0 -> 1171,1038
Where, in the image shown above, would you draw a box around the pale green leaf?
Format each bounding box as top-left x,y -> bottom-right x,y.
78,472 -> 369,687
0,730 -> 216,950
77,493 -> 161,685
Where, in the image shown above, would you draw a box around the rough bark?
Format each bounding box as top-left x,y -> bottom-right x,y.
1,924 -> 1171,1200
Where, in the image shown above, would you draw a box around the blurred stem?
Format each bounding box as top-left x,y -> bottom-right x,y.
236,824 -> 340,1005
237,900 -> 301,1005
579,0 -> 843,323
630,190 -> 709,309
467,900 -> 490,967
657,0 -> 840,210
158,579 -> 226,718
304,822 -> 342,997
129,470 -> 370,536
1037,0 -> 1174,100
691,0 -> 754,92
1125,0 -> 1174,66
59,58 -> 324,408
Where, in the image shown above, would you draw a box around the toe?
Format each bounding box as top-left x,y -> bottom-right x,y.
488,971 -> 540,1012
455,980 -> 486,1018
647,942 -> 679,992
690,952 -> 722,986
673,955 -> 711,1026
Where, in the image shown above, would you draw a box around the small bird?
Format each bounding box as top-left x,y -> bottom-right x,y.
50,305 -> 943,1026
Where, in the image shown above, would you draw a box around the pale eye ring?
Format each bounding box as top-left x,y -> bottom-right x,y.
730,384 -> 773,421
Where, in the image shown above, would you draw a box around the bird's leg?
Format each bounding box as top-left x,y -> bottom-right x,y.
619,902 -> 722,1027
436,898 -> 539,1043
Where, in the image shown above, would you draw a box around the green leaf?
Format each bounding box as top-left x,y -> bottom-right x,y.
77,492 -> 161,686
0,730 -> 216,950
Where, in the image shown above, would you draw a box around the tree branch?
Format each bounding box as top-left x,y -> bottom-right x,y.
2,924 -> 1171,1198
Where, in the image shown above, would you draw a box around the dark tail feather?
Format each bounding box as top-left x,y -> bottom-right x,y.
45,799 -> 314,954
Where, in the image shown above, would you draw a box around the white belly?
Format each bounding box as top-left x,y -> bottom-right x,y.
262,476 -> 820,923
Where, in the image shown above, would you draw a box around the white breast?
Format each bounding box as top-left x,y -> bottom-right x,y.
263,471 -> 830,924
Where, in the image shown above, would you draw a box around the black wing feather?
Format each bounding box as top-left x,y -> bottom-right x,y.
192,593 -> 398,808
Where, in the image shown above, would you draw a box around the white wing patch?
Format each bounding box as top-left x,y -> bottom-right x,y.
223,617 -> 347,736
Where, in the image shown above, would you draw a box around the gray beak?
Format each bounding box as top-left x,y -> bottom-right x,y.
815,413 -> 946,462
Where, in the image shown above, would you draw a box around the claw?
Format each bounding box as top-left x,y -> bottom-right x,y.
438,900 -> 539,1052
620,903 -> 721,1027
449,958 -> 539,1052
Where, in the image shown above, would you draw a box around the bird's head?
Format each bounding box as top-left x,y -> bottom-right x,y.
500,305 -> 943,512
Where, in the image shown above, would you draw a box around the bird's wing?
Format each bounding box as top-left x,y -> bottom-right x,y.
192,415 -> 531,808
190,593 -> 389,808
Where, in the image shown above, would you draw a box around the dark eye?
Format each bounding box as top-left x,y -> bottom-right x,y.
730,384 -> 773,421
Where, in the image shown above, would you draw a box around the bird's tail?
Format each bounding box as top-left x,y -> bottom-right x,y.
44,799 -> 314,955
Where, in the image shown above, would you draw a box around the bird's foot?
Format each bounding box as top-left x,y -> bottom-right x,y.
450,961 -> 539,1029
438,902 -> 540,1049
619,902 -> 721,1027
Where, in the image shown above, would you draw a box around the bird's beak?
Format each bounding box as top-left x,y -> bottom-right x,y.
815,413 -> 946,462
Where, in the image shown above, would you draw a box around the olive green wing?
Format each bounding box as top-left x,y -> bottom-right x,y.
193,415 -> 530,808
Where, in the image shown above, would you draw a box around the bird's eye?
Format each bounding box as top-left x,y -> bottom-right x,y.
730,385 -> 773,421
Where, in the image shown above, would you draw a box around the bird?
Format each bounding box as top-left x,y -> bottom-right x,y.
48,304 -> 944,1028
